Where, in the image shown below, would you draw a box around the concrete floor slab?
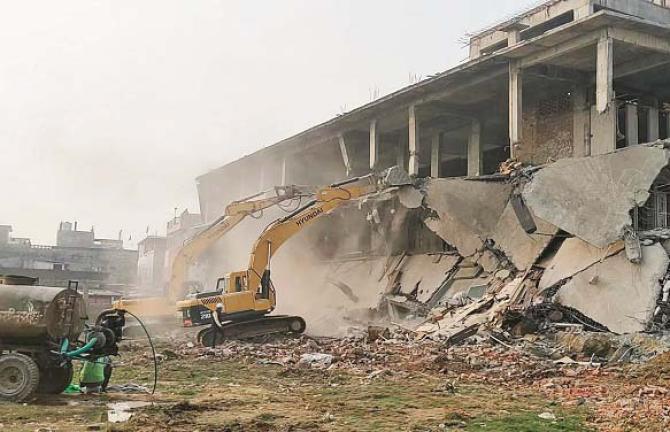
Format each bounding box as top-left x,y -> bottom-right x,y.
423,179 -> 512,256
554,244 -> 669,334
540,238 -> 625,291
523,146 -> 670,248
398,254 -> 460,303
491,201 -> 559,270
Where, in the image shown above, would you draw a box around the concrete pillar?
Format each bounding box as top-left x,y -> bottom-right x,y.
430,132 -> 441,178
338,134 -> 352,176
625,103 -> 639,147
469,40 -> 481,60
502,23 -> 528,48
648,104 -> 660,141
369,120 -> 378,170
397,134 -> 407,171
259,165 -> 265,190
508,29 -> 521,46
596,35 -> 614,114
574,3 -> 594,19
509,60 -> 523,159
467,120 -> 482,176
572,86 -> 590,157
590,105 -> 617,155
408,105 -> 419,175
281,158 -> 287,185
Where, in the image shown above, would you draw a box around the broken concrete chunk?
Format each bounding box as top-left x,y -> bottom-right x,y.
539,238 -> 624,291
477,250 -> 500,274
466,284 -> 488,299
523,146 -> 670,248
453,265 -> 482,280
397,255 -> 459,304
624,228 -> 642,264
423,178 -> 512,256
441,278 -> 485,302
397,186 -> 424,209
554,244 -> 669,334
299,353 -> 333,368
491,201 -> 558,270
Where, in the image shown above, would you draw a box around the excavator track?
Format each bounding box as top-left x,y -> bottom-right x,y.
198,315 -> 306,347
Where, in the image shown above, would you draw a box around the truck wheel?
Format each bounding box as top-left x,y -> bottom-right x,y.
0,353 -> 40,402
37,363 -> 73,395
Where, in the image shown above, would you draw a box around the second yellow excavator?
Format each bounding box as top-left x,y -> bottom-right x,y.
177,166 -> 412,346
113,185 -> 314,323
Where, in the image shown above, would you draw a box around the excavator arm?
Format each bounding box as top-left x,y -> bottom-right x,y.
246,166 -> 411,299
113,185 -> 313,319
167,185 -> 313,302
246,182 -> 379,298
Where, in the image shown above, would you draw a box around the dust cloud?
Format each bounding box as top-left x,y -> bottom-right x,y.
186,201 -> 398,337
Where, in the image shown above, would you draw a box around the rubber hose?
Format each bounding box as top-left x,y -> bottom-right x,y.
64,337 -> 97,357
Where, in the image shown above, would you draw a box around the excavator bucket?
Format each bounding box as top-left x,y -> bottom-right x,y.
381,166 -> 413,187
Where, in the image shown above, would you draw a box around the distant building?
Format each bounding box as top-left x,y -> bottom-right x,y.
0,222 -> 138,293
0,225 -> 11,245
165,209 -> 203,279
137,235 -> 167,294
135,209 -> 203,295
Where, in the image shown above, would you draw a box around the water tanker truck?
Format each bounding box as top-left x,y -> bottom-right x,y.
0,277 -> 127,402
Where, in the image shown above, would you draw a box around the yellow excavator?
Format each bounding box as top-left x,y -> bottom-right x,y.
179,166 -> 412,346
112,185 -> 314,323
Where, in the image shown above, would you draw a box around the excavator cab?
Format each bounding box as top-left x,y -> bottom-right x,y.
224,271 -> 247,293
214,273 -> 245,293
215,276 -> 227,292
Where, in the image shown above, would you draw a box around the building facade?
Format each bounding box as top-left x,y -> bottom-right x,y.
135,209 -> 203,295
0,222 -> 137,292
198,0 -> 670,224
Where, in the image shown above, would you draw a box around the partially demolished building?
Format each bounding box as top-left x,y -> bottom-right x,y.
196,0 -> 670,337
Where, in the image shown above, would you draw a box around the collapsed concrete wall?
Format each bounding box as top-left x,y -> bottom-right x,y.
523,146 -> 670,248
192,142 -> 670,338
423,179 -> 512,257
402,142 -> 670,336
554,244 -> 668,334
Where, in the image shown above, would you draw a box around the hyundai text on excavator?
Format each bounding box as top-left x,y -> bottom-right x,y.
179,166 -> 412,346
112,185 -> 314,324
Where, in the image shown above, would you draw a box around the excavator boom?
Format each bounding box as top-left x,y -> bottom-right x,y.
113,185 -> 314,320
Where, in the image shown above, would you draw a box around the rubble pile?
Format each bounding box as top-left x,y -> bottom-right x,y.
335,141 -> 670,344
145,327 -> 670,430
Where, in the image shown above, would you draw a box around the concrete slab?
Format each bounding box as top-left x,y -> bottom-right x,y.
325,258 -> 389,309
397,186 -> 424,209
554,244 -> 669,334
491,201 -> 559,270
477,250 -> 501,273
540,238 -> 625,290
523,146 -> 670,248
445,276 -> 491,299
453,265 -> 482,280
423,179 -> 512,256
398,254 -> 460,303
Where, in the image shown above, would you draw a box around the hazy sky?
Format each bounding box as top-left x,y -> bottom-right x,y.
1,0 -> 530,247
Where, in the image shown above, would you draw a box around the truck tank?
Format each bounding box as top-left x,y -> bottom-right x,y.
0,284 -> 86,345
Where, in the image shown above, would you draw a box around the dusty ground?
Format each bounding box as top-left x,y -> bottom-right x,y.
1,331 -> 669,432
